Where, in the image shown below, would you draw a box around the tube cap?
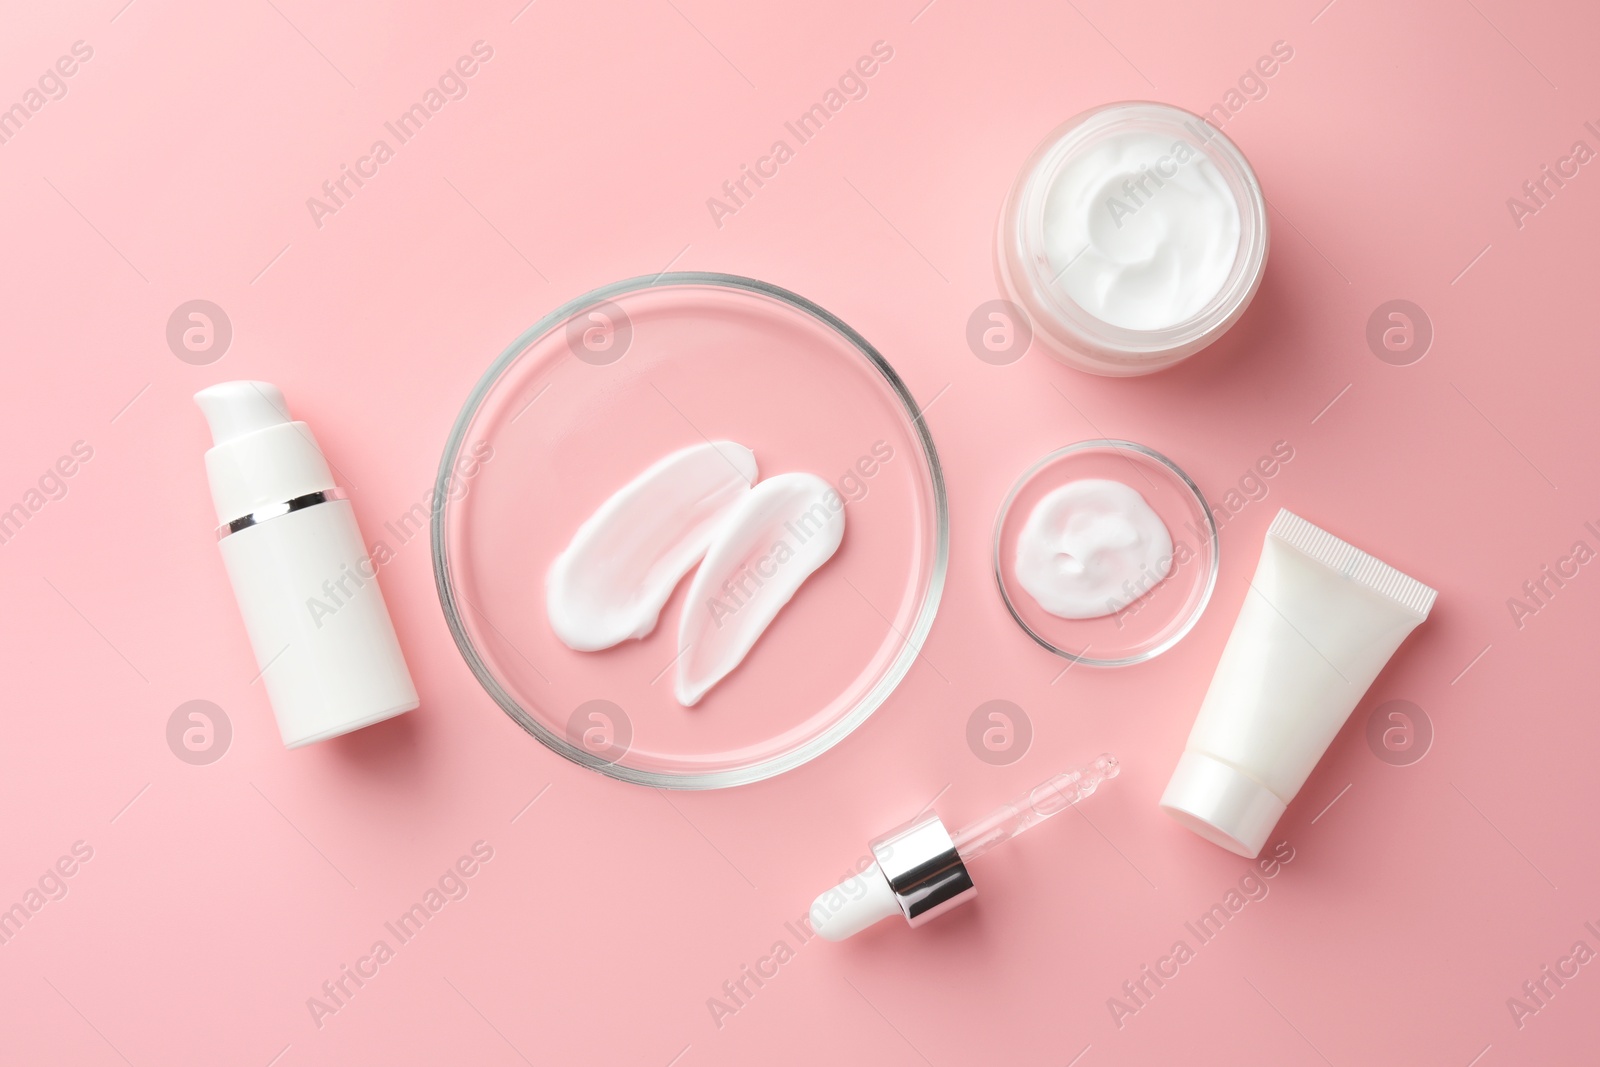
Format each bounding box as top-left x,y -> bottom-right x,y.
1159,750 -> 1286,858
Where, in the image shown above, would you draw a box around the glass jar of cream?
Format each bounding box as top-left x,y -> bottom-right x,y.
996,102 -> 1268,375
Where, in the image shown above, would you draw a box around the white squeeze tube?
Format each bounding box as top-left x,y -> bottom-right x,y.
1160,509 -> 1437,858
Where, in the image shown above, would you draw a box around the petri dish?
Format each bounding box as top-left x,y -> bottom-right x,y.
432,273 -> 947,789
993,440 -> 1217,667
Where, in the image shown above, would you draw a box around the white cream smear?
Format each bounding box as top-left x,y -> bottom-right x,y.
1015,479 -> 1172,619
676,472 -> 845,706
1042,130 -> 1241,331
547,444 -> 844,707
546,441 -> 756,651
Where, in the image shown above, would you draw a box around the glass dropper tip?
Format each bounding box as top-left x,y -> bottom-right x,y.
950,752 -> 1119,862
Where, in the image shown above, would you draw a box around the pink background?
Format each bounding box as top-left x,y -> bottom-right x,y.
2,0 -> 1597,1063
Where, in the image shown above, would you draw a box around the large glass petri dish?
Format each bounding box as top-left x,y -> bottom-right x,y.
433,273 -> 947,789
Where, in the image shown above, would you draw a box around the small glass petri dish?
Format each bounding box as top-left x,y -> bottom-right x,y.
993,440 -> 1217,667
996,101 -> 1269,376
432,273 -> 948,789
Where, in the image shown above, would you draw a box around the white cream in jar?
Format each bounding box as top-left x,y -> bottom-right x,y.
996,102 -> 1268,375
1041,130 -> 1241,331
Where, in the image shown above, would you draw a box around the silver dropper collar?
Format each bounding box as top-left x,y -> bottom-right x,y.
870,812 -> 976,927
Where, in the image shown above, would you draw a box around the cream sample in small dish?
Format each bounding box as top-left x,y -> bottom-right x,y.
1014,479 -> 1173,620
995,441 -> 1217,667
996,102 -> 1268,375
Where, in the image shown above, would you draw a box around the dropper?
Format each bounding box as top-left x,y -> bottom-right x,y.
809,754 -> 1119,941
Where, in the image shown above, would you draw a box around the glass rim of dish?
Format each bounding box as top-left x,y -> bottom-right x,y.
431,271 -> 950,789
997,101 -> 1270,372
992,438 -> 1219,668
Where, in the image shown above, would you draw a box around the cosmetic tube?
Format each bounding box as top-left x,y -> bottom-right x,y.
1160,509 -> 1436,857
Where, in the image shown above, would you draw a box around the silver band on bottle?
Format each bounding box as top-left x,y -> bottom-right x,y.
216,488 -> 349,540
870,813 -> 977,927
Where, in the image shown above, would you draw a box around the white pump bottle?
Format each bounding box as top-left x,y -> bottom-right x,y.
197,381 -> 417,747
